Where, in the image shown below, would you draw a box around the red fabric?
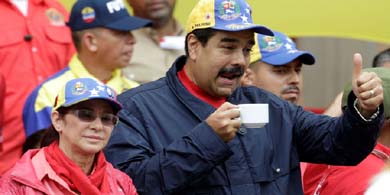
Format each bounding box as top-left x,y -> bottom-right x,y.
178,68 -> 226,108
303,144 -> 390,195
44,142 -> 110,194
0,0 -> 75,174
0,149 -> 139,194
304,107 -> 325,114
0,74 -> 5,152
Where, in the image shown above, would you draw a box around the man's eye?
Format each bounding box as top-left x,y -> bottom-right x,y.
274,69 -> 288,74
223,45 -> 235,50
244,48 -> 252,54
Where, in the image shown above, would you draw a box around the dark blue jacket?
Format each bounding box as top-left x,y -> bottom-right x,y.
104,56 -> 383,195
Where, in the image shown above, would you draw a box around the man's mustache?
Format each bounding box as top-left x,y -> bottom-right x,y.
281,85 -> 300,93
218,66 -> 244,78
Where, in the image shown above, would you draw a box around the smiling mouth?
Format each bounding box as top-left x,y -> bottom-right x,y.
84,135 -> 104,140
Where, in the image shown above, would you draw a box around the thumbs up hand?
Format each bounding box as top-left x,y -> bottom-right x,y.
351,53 -> 383,118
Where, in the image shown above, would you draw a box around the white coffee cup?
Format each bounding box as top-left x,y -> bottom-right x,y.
238,104 -> 269,128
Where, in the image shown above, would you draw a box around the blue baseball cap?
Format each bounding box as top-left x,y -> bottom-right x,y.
53,78 -> 122,114
68,0 -> 151,31
186,0 -> 273,36
250,31 -> 315,65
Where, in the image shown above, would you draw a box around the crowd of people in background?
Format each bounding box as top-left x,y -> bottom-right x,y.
0,0 -> 389,194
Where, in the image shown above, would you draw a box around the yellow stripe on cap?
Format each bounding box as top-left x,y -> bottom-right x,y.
250,34 -> 261,64
185,0 -> 215,33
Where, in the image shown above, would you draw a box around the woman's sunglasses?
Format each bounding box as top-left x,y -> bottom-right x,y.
70,109 -> 118,126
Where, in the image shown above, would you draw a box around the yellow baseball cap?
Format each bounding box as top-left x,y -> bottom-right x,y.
186,0 -> 273,35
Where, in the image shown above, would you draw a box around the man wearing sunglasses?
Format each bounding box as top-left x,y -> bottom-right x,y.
22,0 -> 151,152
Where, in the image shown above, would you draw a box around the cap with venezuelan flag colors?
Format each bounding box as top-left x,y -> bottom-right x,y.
67,0 -> 151,31
250,30 -> 315,65
53,78 -> 122,114
186,0 -> 273,35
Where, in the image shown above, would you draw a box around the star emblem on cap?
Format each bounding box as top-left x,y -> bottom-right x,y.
89,88 -> 99,96
241,15 -> 249,23
285,43 -> 293,50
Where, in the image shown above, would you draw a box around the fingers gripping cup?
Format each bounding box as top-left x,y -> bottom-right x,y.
238,104 -> 269,128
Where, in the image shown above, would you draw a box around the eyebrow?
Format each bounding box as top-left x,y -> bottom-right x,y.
220,37 -> 255,46
220,37 -> 239,43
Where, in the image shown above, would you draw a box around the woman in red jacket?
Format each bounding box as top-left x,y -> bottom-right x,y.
0,78 -> 138,195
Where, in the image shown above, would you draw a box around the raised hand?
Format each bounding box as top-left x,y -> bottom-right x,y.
351,53 -> 383,118
206,102 -> 241,142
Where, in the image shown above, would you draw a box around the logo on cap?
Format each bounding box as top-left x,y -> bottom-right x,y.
81,7 -> 95,23
260,35 -> 283,52
218,0 -> 241,21
72,81 -> 88,95
106,0 -> 126,14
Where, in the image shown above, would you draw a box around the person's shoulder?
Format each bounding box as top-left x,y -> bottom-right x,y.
118,78 -> 168,102
0,171 -> 20,194
31,67 -> 72,98
105,163 -> 134,190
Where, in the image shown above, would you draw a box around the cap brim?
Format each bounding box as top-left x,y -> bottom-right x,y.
213,24 -> 273,36
61,97 -> 123,114
105,16 -> 151,31
262,51 -> 315,65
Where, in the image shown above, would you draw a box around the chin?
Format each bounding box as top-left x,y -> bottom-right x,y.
81,144 -> 104,155
216,88 -> 234,97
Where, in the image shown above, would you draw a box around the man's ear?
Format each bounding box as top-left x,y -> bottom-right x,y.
241,68 -> 255,87
83,31 -> 98,52
187,34 -> 200,61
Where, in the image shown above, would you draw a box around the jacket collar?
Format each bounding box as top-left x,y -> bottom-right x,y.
166,56 -> 217,121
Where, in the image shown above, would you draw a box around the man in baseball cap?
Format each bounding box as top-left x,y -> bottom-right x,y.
104,0 -> 384,194
241,30 -> 315,104
23,0 -> 151,144
67,0 -> 150,31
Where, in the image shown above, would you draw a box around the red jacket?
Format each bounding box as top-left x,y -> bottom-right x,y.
303,143 -> 390,195
0,0 -> 75,174
0,149 -> 138,195
0,74 -> 5,152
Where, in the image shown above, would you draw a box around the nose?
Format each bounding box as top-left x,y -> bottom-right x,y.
232,50 -> 248,68
90,116 -> 104,131
288,71 -> 301,85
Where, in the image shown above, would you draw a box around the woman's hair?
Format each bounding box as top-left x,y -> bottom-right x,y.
40,107 -> 68,147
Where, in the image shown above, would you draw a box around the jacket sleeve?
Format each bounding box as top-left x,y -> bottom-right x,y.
296,92 -> 384,165
22,86 -> 52,137
104,108 -> 233,194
